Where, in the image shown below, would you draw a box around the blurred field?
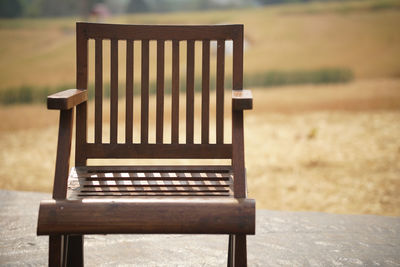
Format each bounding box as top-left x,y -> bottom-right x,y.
1,1 -> 400,216
1,79 -> 399,215
1,0 -> 400,90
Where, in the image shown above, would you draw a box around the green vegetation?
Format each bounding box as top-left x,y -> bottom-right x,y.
0,68 -> 353,105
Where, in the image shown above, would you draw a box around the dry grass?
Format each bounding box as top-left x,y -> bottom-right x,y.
1,79 -> 399,215
1,3 -> 400,90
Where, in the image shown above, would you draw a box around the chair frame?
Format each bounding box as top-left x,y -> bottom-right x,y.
37,22 -> 254,267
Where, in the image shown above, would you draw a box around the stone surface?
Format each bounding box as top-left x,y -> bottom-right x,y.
1,189 -> 400,266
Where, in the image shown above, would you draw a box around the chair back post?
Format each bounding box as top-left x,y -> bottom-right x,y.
75,22 -> 88,166
232,25 -> 246,198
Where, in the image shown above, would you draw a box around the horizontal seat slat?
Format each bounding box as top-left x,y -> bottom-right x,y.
77,192 -> 229,199
80,180 -> 230,186
75,172 -> 231,179
67,166 -> 234,199
37,198 -> 255,235
80,188 -> 230,193
79,165 -> 232,172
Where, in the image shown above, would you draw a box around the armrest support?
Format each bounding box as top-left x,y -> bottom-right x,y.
47,89 -> 87,110
232,89 -> 253,110
52,109 -> 74,199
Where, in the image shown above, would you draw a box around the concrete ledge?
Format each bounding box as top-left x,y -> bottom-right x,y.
1,189 -> 399,266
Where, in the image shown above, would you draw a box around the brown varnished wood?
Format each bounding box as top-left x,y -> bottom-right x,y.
47,89 -> 87,110
80,165 -> 232,172
141,39 -> 149,144
82,143 -> 232,159
52,109 -> 74,199
81,22 -> 242,41
110,39 -> 118,144
37,198 -> 255,235
125,40 -> 134,144
75,22 -> 88,167
232,89 -> 253,110
232,25 -> 246,198
156,40 -> 165,144
186,40 -> 195,144
201,40 -> 210,144
216,40 -> 225,144
66,235 -> 83,267
75,172 -> 232,180
95,39 -> 103,144
41,23 -> 253,266
171,40 -> 180,144
234,235 -> 247,267
49,235 -> 63,267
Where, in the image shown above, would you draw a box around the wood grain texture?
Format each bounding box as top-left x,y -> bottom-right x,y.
37,198 -> 255,235
125,40 -> 134,144
80,22 -> 242,40
201,40 -> 210,144
171,40 -> 180,144
95,39 -> 103,144
47,89 -> 87,110
75,22 -> 88,167
82,143 -> 232,159
49,235 -> 63,267
234,234 -> 247,267
232,25 -> 246,198
216,40 -> 225,144
186,40 -> 195,144
52,109 -> 74,199
110,39 -> 119,144
79,165 -> 232,172
141,39 -> 149,144
156,40 -> 165,144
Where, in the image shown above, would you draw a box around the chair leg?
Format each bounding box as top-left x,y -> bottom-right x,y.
49,235 -> 64,267
234,234 -> 247,267
65,235 -> 84,267
62,235 -> 69,267
227,234 -> 235,267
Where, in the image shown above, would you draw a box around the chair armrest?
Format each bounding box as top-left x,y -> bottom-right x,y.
47,89 -> 87,110
232,89 -> 253,110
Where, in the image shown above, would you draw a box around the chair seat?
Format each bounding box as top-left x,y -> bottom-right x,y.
37,166 -> 255,236
67,165 -> 234,198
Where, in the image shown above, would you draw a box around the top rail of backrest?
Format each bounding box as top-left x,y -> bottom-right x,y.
77,22 -> 243,41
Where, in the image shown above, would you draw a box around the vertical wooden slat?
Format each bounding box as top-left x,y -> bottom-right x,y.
216,39 -> 225,144
110,39 -> 118,144
75,23 -> 88,166
156,40 -> 165,144
171,40 -> 180,144
201,40 -> 210,144
186,40 -> 195,144
141,39 -> 149,144
126,40 -> 134,144
95,38 -> 103,144
232,26 -> 245,198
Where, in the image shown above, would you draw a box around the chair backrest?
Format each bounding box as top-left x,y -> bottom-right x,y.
74,23 -> 244,169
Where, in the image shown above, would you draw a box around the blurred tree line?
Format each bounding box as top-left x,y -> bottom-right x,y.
0,0 -> 343,18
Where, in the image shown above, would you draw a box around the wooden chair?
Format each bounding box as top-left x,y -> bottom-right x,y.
37,22 -> 255,267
